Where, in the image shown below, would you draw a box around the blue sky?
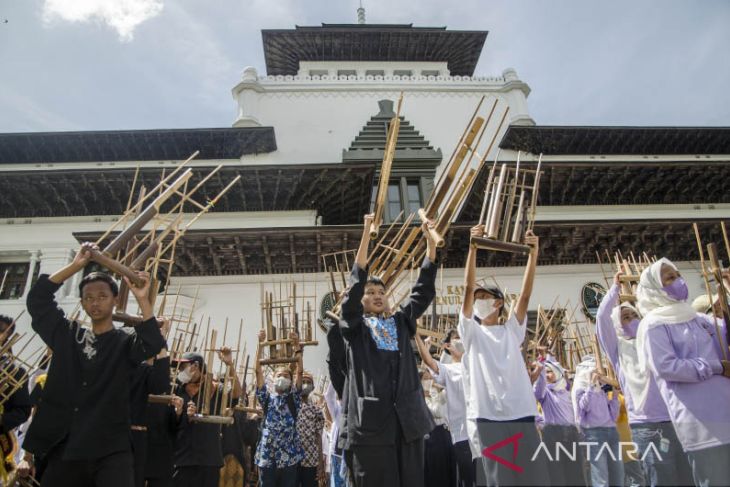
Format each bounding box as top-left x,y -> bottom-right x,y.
0,0 -> 728,132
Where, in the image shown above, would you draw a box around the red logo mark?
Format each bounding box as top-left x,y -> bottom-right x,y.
481,432 -> 524,473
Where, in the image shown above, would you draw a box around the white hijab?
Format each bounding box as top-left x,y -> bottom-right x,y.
544,359 -> 568,392
636,257 -> 699,372
571,355 -> 598,424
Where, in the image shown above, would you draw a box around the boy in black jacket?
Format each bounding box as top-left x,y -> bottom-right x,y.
24,242 -> 165,487
339,213 -> 438,487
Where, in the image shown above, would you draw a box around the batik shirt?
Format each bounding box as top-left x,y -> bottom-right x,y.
255,387 -> 305,468
297,399 -> 325,467
364,315 -> 399,351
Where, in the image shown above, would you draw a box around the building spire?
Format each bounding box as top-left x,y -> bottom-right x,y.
357,0 -> 366,24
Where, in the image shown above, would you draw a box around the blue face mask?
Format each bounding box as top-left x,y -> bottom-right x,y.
663,277 -> 689,301
622,318 -> 640,339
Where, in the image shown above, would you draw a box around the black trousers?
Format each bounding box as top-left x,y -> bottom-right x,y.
425,425 -> 455,487
475,416 -> 550,487
345,436 -> 425,487
298,465 -> 318,487
173,465 -> 220,487
40,443 -> 134,487
130,429 -> 147,487
541,424 -> 585,487
453,440 -> 476,487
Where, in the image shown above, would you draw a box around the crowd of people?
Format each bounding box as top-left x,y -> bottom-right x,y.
2,217 -> 730,487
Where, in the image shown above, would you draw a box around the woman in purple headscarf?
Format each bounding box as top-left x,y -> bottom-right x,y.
596,270 -> 692,486
637,257 -> 730,487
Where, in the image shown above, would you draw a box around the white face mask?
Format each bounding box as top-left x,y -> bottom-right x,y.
274,377 -> 292,393
474,299 -> 496,319
177,368 -> 192,384
451,339 -> 465,354
302,382 -> 314,395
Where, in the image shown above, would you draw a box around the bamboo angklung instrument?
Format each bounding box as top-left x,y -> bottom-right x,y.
370,93 -> 404,240
90,152 -> 240,294
471,150 -> 543,255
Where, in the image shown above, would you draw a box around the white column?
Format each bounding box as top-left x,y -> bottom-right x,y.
38,248 -> 74,298
22,250 -> 39,298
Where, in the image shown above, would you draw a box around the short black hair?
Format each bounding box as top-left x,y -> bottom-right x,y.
444,328 -> 459,344
79,272 -> 119,297
0,314 -> 12,328
365,276 -> 386,290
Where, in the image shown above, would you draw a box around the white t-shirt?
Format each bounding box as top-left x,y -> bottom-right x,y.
433,361 -> 469,444
458,312 -> 537,421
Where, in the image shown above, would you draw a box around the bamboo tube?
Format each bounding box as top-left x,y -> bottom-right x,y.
706,243 -> 729,361
478,160 -> 498,225
486,164 -> 507,238
89,249 -> 143,287
510,189 -> 526,243
470,236 -> 531,255
104,169 -> 193,255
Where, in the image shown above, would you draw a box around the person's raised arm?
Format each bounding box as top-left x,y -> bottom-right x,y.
49,242 -> 95,285
414,334 -> 439,374
218,346 -> 242,400
354,213 -> 374,269
461,225 -> 482,319
514,230 -> 539,324
28,243 -> 95,348
255,329 -> 265,389
291,330 -> 303,391
340,214 -> 374,331
398,220 -> 439,336
126,271 -> 165,363
595,273 -> 622,370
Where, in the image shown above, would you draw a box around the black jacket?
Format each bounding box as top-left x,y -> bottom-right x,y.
24,275 -> 166,460
325,318 -> 347,399
338,258 -> 437,447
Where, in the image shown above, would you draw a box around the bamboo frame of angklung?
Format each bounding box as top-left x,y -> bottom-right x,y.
418,97 -> 509,248
471,150 -> 543,255
88,151 -> 240,296
0,326 -> 46,408
692,223 -> 729,361
184,324 -> 238,425
258,280 -> 318,367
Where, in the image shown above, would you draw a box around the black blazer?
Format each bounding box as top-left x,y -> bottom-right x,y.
338,258 -> 437,447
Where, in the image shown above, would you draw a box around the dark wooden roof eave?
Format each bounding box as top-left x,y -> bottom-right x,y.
0,127 -> 277,164
499,125 -> 730,156
0,162 -> 375,224
74,219 -> 727,277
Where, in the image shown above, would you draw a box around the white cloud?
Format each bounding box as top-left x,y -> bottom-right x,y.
42,0 -> 163,41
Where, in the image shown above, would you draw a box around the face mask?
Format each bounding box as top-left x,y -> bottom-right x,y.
474,299 -> 496,319
177,368 -> 192,384
451,339 -> 465,354
274,377 -> 292,393
663,277 -> 689,301
422,380 -> 433,393
622,318 -> 640,339
302,382 -> 314,395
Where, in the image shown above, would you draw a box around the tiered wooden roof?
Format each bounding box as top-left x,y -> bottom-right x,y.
262,24 -> 488,76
